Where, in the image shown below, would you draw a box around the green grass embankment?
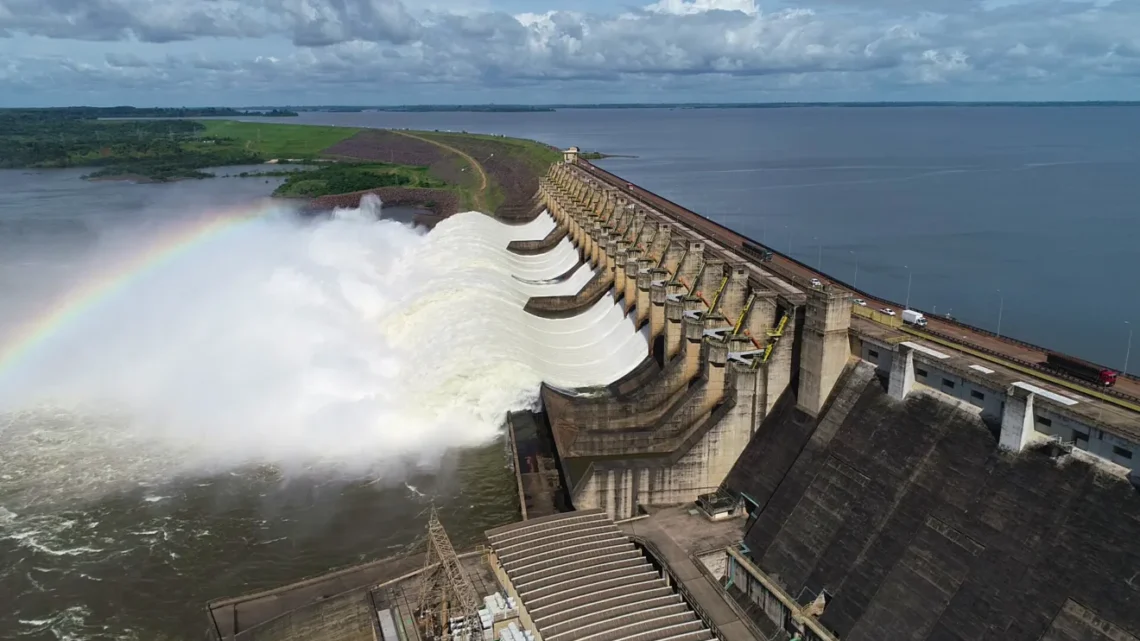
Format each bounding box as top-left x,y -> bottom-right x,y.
272,163 -> 445,198
196,120 -> 359,159
410,130 -> 560,213
1,109 -> 564,210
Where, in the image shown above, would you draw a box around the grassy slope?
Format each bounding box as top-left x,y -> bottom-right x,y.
273,163 -> 445,198
411,131 -> 560,212
430,131 -> 561,170
34,116 -> 560,208
196,120 -> 361,158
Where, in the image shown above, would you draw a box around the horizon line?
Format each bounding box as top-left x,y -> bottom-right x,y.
6,100 -> 1140,111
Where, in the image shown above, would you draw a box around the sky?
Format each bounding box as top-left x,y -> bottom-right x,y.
1,0 -> 1139,106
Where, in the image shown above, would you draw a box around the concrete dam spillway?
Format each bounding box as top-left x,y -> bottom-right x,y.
498,150 -> 1140,641
425,211 -> 650,388
208,148 -> 1139,641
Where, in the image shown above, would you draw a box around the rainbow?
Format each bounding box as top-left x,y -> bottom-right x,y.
0,200 -> 279,381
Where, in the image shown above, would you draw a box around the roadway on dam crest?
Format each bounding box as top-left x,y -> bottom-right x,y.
577,159 -> 1140,403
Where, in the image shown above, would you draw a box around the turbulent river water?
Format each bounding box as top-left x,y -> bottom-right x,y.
0,169 -> 589,641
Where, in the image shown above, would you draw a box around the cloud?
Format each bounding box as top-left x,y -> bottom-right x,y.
0,0 -> 275,42
283,0 -> 421,47
1,0 -> 1139,102
643,0 -> 759,17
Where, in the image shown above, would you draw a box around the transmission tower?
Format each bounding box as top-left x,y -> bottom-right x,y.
416,506 -> 482,641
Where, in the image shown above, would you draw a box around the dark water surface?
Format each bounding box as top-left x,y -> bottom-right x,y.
2,106 -> 1139,641
288,107 -> 1140,373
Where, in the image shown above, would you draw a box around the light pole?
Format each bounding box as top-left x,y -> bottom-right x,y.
996,289 -> 1004,337
1125,321 -> 1133,375
850,250 -> 858,288
786,226 -> 791,253
904,266 -> 913,310
815,237 -> 822,270
762,218 -> 767,244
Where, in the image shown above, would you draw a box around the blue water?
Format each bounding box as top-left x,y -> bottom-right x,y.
283,107 -> 1140,373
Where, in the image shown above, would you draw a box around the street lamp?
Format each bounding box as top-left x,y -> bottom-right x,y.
904,266 -> 913,310
850,250 -> 858,288
814,237 -> 822,270
786,226 -> 792,253
1125,321 -> 1133,375
996,289 -> 1004,337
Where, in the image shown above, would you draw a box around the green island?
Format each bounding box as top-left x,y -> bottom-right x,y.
260,105 -> 555,113
576,151 -> 638,160
0,107 -> 564,217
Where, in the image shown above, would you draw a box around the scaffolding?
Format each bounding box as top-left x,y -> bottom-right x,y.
415,506 -> 482,641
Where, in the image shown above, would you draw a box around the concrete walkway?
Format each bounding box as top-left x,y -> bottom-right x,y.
618,516 -> 762,641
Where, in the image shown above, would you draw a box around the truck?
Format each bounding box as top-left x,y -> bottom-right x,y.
741,241 -> 774,262
1044,352 -> 1118,387
902,309 -> 927,327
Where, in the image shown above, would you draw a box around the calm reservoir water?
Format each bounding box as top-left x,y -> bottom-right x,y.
288,106 -> 1140,372
2,107 -> 1139,641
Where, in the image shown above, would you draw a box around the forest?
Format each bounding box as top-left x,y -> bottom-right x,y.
0,110 -> 259,177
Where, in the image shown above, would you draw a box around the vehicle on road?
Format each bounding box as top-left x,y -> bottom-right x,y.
852,298 -> 867,306
1044,352 -> 1118,387
902,309 -> 928,327
741,242 -> 774,262
881,307 -> 896,317
810,278 -> 823,288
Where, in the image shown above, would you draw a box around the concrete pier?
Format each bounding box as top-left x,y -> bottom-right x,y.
533,159 -> 820,520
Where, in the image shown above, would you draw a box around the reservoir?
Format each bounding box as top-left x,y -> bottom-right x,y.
284,106 -> 1140,372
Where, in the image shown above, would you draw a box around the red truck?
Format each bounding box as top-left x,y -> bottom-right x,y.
1044,352 -> 1118,387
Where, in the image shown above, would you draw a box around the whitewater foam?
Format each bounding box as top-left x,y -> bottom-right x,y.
0,195 -> 647,499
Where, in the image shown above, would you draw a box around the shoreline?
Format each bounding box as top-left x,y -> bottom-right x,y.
84,172 -> 208,184
11,120 -> 569,223
60,166 -> 463,222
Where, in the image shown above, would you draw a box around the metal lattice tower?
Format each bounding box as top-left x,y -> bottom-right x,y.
416,506 -> 482,641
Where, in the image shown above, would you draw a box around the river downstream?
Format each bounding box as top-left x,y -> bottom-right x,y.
0,168 -> 519,641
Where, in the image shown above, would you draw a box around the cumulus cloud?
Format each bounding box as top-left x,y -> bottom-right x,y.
1,0 -> 1138,101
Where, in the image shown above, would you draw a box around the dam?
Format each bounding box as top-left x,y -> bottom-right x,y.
208,147 -> 1140,641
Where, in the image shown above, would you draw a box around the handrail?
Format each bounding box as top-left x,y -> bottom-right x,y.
733,295 -> 755,336
760,313 -> 789,364
900,326 -> 1140,413
767,314 -> 789,338
708,276 -> 729,313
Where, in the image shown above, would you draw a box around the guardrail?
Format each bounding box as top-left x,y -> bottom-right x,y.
900,326 -> 1140,413
907,323 -> 1140,405
852,305 -> 901,328
575,159 -> 1140,408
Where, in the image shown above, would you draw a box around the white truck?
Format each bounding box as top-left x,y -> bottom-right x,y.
902,309 -> 928,327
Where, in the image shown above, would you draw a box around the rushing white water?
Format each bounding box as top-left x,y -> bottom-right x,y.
0,196 -> 648,499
